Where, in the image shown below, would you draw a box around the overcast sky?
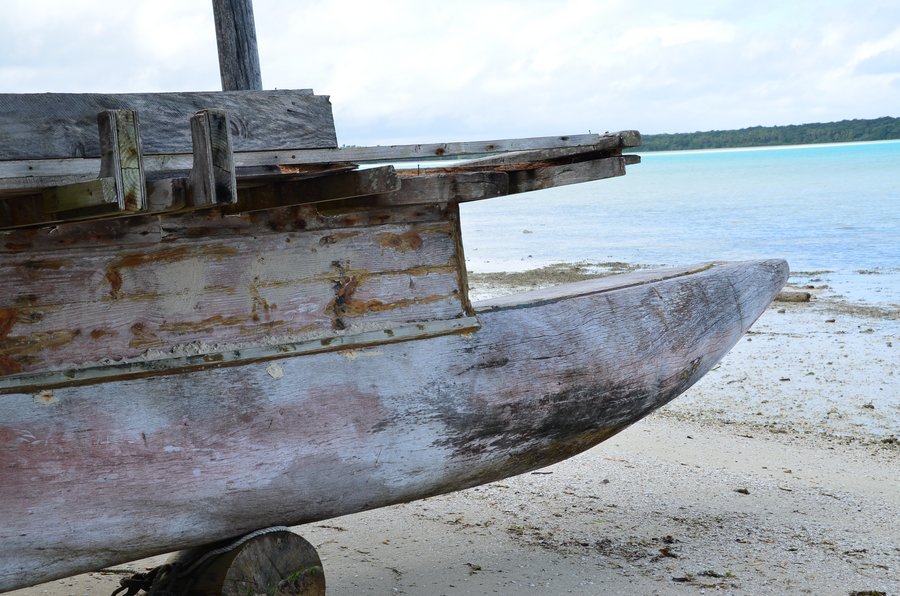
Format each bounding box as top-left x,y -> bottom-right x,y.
2,0 -> 898,145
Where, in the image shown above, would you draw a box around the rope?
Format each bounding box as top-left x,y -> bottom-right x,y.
111,526 -> 293,596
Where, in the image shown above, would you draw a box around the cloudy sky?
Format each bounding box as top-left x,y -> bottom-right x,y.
2,0 -> 898,145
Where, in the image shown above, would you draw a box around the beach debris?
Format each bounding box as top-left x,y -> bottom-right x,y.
825,318 -> 836,323
672,575 -> 693,583
862,402 -> 875,409
848,591 -> 887,596
775,290 -> 811,302
734,488 -> 750,495
656,547 -> 679,559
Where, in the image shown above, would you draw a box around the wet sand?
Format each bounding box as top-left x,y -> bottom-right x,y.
9,269 -> 898,595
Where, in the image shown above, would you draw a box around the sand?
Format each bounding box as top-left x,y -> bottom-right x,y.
8,270 -> 898,596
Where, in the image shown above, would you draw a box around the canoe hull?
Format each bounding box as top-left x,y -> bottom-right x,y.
0,259 -> 787,591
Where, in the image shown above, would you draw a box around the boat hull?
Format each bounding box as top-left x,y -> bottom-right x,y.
0,259 -> 787,591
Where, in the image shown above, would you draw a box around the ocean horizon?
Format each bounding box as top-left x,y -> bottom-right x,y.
460,139 -> 900,307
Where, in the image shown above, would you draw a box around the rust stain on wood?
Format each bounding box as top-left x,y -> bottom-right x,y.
0,354 -> 22,375
129,322 -> 161,350
159,314 -> 255,334
89,328 -> 117,340
0,308 -> 16,337
340,293 -> 456,317
105,269 -> 123,299
327,264 -> 362,330
109,245 -> 239,271
377,231 -> 423,252
1,328 -> 77,370
4,241 -> 33,252
19,259 -> 69,271
33,390 -> 56,404
249,286 -> 275,321
318,231 -> 359,246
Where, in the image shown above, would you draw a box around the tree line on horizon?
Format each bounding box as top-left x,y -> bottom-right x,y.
637,116 -> 900,151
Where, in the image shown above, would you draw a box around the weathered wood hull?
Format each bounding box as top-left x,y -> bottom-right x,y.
0,259 -> 786,591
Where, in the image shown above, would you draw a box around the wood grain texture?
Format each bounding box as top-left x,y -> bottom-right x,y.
97,110 -> 146,212
0,132 -> 634,183
166,530 -> 325,595
0,90 -> 335,160
0,205 -> 466,377
0,259 -> 788,590
506,156 -> 625,193
212,0 -> 263,91
189,109 -> 237,206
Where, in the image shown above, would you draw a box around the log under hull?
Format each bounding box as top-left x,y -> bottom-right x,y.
0,259 -> 787,591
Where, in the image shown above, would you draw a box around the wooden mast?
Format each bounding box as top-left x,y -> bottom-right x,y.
212,0 -> 263,91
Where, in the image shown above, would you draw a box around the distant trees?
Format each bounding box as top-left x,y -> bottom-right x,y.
638,117 -> 900,151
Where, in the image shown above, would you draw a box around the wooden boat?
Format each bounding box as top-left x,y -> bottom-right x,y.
0,4 -> 787,592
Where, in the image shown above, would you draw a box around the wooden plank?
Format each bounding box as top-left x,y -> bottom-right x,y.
0,317 -> 480,394
0,208 -> 468,377
506,156 -> 626,193
366,157 -> 628,206
0,202 -> 448,255
228,166 -> 400,212
213,0 -> 263,91
0,132 -> 629,183
366,171 -> 508,207
98,110 -> 146,211
40,178 -> 118,214
189,109 -> 237,206
0,90 -> 335,161
456,131 -> 641,167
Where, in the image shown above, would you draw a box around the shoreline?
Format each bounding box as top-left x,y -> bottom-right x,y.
8,263 -> 898,595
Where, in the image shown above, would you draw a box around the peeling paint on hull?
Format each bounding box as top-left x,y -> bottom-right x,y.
0,259 -> 787,591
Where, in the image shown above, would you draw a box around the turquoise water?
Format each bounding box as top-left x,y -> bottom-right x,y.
460,140 -> 900,306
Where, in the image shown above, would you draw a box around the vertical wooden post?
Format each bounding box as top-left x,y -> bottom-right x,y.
98,110 -> 146,212
189,109 -> 238,206
212,0 -> 263,91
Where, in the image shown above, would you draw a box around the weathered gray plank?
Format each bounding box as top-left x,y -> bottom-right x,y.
0,90 -> 335,160
213,0 -> 263,91
97,110 -> 146,211
366,171 -> 509,207
458,130 -> 641,167
0,207 -> 466,376
0,260 -> 787,590
189,109 -> 237,206
366,157 -> 628,206
40,178 -> 118,214
0,166 -> 396,230
0,202 -> 450,254
506,156 -> 626,193
229,166 -> 400,212
0,132 -> 631,184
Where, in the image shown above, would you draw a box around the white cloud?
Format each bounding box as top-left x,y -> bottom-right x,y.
1,0 -> 897,143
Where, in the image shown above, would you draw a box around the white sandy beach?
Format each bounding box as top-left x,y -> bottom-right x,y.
8,273 -> 898,596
